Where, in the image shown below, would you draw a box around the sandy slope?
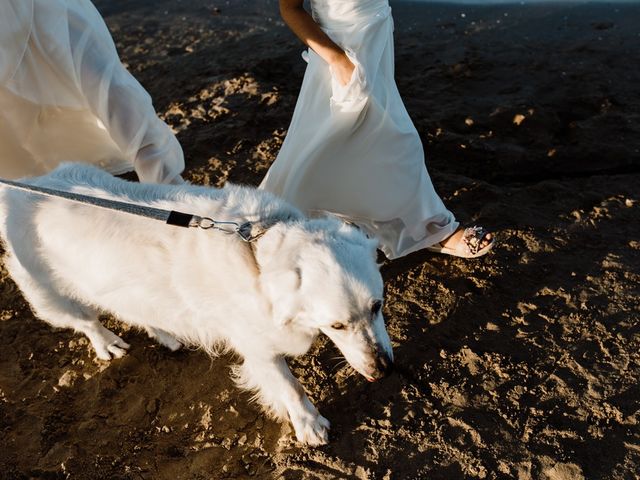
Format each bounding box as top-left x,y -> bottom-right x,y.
1,1 -> 639,478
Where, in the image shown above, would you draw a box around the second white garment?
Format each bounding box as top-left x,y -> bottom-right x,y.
0,0 -> 184,183
259,0 -> 458,259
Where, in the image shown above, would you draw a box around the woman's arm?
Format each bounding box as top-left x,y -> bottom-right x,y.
279,0 -> 354,85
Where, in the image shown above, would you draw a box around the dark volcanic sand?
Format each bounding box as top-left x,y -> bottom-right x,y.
1,1 -> 639,479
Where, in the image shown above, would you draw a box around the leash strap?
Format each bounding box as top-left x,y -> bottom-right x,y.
0,178 -> 265,242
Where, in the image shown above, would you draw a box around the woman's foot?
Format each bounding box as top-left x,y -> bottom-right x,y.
427,226 -> 494,258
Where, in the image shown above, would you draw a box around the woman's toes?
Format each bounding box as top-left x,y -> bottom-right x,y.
482,232 -> 493,248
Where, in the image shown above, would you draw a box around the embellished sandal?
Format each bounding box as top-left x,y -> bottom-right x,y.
426,226 -> 494,259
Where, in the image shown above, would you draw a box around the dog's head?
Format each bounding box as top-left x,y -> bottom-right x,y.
255,217 -> 393,381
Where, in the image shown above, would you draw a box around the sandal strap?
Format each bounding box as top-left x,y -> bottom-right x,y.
462,226 -> 490,255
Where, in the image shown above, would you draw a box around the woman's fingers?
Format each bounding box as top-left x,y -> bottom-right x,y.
331,53 -> 356,86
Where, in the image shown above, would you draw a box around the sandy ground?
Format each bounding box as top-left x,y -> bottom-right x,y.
1,1 -> 640,478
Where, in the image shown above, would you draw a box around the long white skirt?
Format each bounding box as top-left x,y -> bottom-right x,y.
259,0 -> 458,259
0,0 -> 184,183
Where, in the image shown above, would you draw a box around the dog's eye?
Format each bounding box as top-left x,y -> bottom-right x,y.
331,323 -> 346,330
371,300 -> 383,316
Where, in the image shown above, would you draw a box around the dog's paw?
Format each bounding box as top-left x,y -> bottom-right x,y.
88,326 -> 130,361
146,327 -> 182,352
291,412 -> 330,446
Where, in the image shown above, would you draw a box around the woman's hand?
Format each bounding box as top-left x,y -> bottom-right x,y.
330,52 -> 355,86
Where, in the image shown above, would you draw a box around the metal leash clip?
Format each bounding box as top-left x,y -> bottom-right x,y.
190,216 -> 266,243
190,216 -> 240,234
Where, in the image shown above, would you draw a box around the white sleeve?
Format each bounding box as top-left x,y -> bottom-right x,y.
68,3 -> 184,184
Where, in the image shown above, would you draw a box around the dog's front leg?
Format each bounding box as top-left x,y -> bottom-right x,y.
235,355 -> 330,445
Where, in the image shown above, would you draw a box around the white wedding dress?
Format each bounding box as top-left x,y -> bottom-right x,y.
0,0 -> 184,183
259,0 -> 458,259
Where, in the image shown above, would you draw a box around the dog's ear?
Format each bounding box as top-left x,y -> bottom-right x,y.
253,225 -> 287,270
261,267 -> 302,327
254,227 -> 303,326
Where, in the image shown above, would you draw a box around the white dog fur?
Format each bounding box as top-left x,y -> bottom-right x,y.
0,163 -> 394,445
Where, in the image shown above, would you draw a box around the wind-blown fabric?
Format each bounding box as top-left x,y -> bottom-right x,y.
259,0 -> 458,259
0,0 -> 184,183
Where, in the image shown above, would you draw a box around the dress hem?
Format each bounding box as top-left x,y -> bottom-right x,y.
308,208 -> 459,260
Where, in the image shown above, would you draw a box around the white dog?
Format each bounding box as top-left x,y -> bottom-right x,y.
0,163 -> 393,445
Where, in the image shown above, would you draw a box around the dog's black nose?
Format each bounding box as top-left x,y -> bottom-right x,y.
375,352 -> 394,377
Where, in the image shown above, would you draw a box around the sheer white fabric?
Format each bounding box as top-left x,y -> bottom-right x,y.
259,0 -> 458,259
0,0 -> 184,183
